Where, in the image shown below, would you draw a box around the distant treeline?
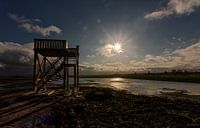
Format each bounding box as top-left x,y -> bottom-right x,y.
81,72 -> 200,83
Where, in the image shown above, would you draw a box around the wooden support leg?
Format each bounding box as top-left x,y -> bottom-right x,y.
66,54 -> 69,92
74,66 -> 77,91
33,52 -> 37,93
67,66 -> 69,91
64,57 -> 66,91
76,64 -> 79,91
77,50 -> 79,92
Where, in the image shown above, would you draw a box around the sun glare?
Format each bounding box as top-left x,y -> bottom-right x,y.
113,42 -> 123,53
101,42 -> 123,57
114,43 -> 121,51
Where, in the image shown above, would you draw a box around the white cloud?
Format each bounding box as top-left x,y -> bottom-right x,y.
145,9 -> 173,20
96,43 -> 123,57
9,14 -> 62,36
0,41 -> 33,66
80,63 -> 144,74
172,42 -> 200,67
19,23 -> 61,36
96,43 -> 115,57
144,54 -> 168,63
86,54 -> 96,58
145,0 -> 200,20
132,42 -> 200,70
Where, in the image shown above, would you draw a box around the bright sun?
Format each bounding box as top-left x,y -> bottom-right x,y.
114,43 -> 121,51
113,43 -> 122,53
101,41 -> 123,57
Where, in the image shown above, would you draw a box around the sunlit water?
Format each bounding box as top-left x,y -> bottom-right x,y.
1,78 -> 200,95
48,78 -> 200,95
51,78 -> 200,96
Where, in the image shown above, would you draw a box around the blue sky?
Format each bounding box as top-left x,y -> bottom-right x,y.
0,0 -> 200,75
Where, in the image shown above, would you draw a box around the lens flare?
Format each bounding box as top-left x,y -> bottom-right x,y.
113,43 -> 122,53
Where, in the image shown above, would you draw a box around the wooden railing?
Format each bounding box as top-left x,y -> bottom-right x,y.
34,39 -> 68,49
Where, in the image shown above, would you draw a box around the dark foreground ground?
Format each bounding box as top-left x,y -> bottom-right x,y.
1,87 -> 200,128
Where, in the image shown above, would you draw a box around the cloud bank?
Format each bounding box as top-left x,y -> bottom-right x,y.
132,42 -> 200,71
145,0 -> 200,20
83,42 -> 200,73
0,42 -> 33,66
0,41 -> 34,75
9,14 -> 62,36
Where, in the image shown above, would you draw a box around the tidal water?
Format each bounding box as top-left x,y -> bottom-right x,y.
78,78 -> 200,95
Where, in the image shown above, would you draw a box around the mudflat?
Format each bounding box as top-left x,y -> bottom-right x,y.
1,85 -> 200,128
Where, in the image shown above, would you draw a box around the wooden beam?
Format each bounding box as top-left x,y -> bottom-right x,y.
43,56 -> 47,91
46,58 -> 62,77
43,57 -> 62,78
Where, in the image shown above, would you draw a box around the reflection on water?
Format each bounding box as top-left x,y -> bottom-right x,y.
110,78 -> 131,83
108,78 -> 161,95
80,78 -> 200,96
110,78 -> 131,90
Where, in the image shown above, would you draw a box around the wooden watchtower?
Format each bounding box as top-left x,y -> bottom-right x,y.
33,39 -> 79,93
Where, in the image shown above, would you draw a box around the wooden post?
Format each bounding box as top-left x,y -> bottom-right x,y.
33,51 -> 37,92
66,51 -> 69,91
76,45 -> 79,91
64,56 -> 66,91
74,65 -> 76,89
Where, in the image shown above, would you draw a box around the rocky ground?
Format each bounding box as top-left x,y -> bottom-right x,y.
1,87 -> 200,128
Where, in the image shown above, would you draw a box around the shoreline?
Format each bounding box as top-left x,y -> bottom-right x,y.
0,73 -> 200,84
